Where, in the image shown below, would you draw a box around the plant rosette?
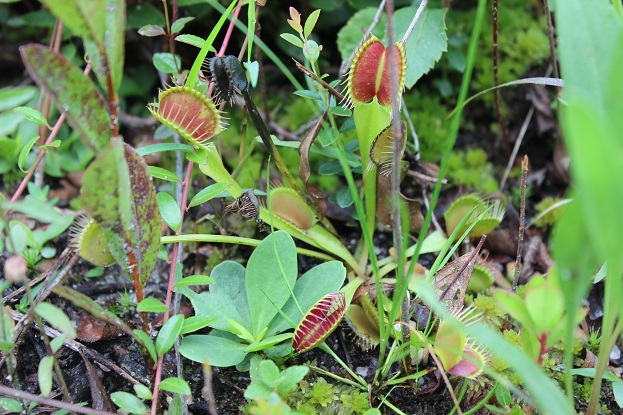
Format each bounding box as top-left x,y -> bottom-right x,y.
178,231 -> 346,368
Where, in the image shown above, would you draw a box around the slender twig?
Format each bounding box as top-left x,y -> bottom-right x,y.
512,156 -> 529,291
202,361 -> 218,415
500,106 -> 534,191
294,59 -> 344,102
492,0 -> 510,157
0,384 -> 118,415
400,0 -> 429,46
542,0 -> 559,83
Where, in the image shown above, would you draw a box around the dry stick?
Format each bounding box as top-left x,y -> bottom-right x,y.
511,155 -> 529,291
399,0 -> 429,46
542,0 -> 559,82
294,59 -> 345,102
201,361 -> 218,415
492,0 -> 511,157
0,384 -> 118,415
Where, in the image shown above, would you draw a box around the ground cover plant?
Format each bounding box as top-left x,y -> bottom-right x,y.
0,0 -> 622,414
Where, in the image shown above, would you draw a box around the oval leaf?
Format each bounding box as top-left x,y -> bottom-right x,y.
20,44 -> 110,152
133,329 -> 157,363
137,298 -> 169,313
158,377 -> 191,395
157,192 -> 182,233
38,356 -> 55,397
188,183 -> 230,208
156,314 -> 184,356
35,302 -> 76,339
138,24 -> 166,37
149,166 -> 181,183
180,315 -> 217,335
153,52 -> 181,74
17,135 -> 40,173
111,392 -> 148,415
14,107 -> 47,126
174,275 -> 215,288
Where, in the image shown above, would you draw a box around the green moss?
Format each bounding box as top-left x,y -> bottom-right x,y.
472,294 -> 506,329
402,88 -> 449,162
533,197 -> 567,227
446,149 -> 499,192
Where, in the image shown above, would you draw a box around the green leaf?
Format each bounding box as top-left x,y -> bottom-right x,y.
174,275 -> 215,288
156,314 -> 184,356
138,24 -> 165,37
337,8 -> 385,61
81,140 -> 161,286
0,398 -> 22,413
0,86 -> 37,112
179,334 -> 248,367
395,7 -> 448,88
14,107 -> 47,126
188,183 -> 230,208
153,52 -> 181,74
180,315 -> 217,334
148,166 -> 182,182
38,0 -> 101,40
175,34 -> 210,49
277,365 -> 309,394
133,384 -> 152,400
168,395 -> 183,415
133,329 -> 157,363
336,187 -> 353,208
137,298 -> 169,313
111,392 -> 148,415
303,9 -> 321,38
20,44 -> 110,152
17,135 -> 40,173
136,143 -> 193,156
171,17 -> 194,34
280,33 -> 304,48
494,382 -> 511,407
83,0 -> 126,93
158,377 -> 191,395
259,359 -> 280,386
38,356 -> 55,397
329,106 -> 352,117
244,61 -> 259,88
157,192 -> 182,233
35,302 -> 76,339
317,127 -> 338,147
246,231 -> 297,338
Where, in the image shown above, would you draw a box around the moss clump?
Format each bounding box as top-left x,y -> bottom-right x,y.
447,149 -> 499,193
289,377 -> 370,415
532,197 -> 567,227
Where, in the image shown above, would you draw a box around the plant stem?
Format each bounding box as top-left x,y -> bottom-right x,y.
512,155 -> 528,290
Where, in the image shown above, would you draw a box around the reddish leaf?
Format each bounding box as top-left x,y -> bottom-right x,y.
293,292 -> 346,353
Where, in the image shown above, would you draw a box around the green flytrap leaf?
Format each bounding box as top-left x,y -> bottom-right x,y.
178,232 -> 346,367
81,140 -> 160,287
20,44 -> 110,152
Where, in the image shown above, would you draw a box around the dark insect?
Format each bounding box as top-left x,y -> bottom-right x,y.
226,189 -> 260,220
207,55 -> 249,104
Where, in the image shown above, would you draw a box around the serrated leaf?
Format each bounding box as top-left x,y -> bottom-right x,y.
17,135 -> 40,173
171,17 -> 194,34
35,302 -> 76,339
188,183 -> 230,208
38,356 -> 55,397
81,140 -> 161,287
137,298 -> 169,313
138,24 -> 165,37
159,377 -> 191,395
153,52 -> 181,74
20,44 -> 110,152
14,106 -> 47,126
157,192 -> 182,233
280,33 -> 304,48
111,392 -> 148,415
156,314 -> 184,356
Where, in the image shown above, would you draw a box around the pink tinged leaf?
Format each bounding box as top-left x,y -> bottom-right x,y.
445,346 -> 486,379
293,292 -> 346,353
148,86 -> 223,150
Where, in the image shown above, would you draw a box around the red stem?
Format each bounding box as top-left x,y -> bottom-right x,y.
537,333 -> 548,366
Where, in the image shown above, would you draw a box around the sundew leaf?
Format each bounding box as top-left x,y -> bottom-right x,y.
20,45 -> 110,152
394,7 -> 448,89
81,140 -> 160,286
246,231 -> 297,339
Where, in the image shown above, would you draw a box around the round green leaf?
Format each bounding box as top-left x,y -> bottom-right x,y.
152,53 -> 181,74
158,377 -> 191,395
110,392 -> 148,415
156,314 -> 185,356
137,298 -> 169,313
157,192 -> 182,233
180,334 -> 248,367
